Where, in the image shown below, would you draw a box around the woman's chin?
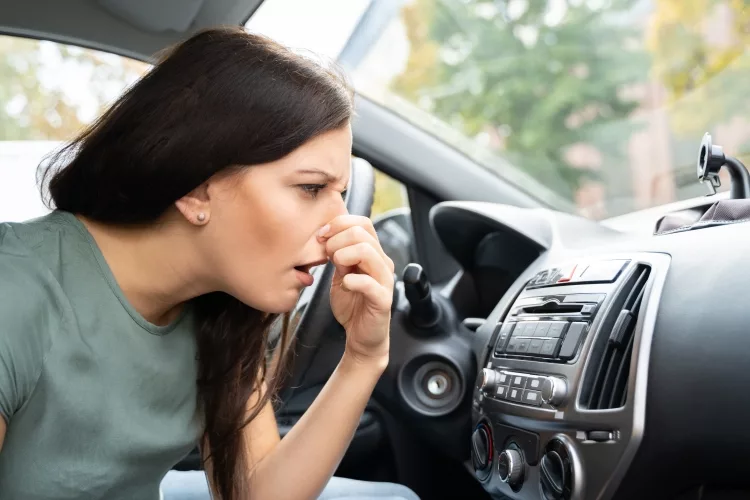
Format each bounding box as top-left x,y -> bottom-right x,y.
259,290 -> 304,315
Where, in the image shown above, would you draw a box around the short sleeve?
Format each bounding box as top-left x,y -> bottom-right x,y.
0,254 -> 53,423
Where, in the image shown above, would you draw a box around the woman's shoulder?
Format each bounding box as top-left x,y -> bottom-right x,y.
0,217 -> 65,421
0,214 -> 71,322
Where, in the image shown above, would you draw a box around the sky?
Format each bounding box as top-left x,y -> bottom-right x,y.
246,0 -> 411,101
246,0 -> 372,59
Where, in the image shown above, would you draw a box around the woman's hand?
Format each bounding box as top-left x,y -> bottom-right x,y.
319,215 -> 395,366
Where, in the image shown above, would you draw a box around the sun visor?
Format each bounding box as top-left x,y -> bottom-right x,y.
98,0 -> 205,33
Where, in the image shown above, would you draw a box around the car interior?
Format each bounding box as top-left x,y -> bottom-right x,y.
3,1 -> 750,499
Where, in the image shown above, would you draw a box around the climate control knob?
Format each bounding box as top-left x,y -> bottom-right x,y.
497,448 -> 524,488
541,376 -> 568,406
540,438 -> 574,499
471,422 -> 493,481
480,368 -> 500,393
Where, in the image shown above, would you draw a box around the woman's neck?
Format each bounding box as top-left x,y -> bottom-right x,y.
78,214 -> 214,326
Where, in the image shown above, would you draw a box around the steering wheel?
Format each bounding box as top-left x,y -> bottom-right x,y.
279,157 -> 375,399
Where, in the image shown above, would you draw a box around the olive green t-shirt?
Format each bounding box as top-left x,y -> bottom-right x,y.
0,211 -> 202,499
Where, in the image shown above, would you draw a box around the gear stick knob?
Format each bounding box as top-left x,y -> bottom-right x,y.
402,263 -> 440,328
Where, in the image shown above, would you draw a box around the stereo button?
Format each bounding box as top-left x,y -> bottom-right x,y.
540,339 -> 559,357
507,387 -> 524,402
510,375 -> 527,388
559,323 -> 587,360
548,322 -> 566,338
534,322 -> 551,337
517,322 -> 537,337
516,338 -> 530,353
496,386 -> 509,399
511,322 -> 526,337
505,338 -> 518,353
526,377 -> 543,390
528,338 -> 544,354
522,390 -> 542,406
494,323 -> 514,353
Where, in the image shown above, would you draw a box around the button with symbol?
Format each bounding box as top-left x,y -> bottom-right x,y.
508,387 -> 524,402
522,390 -> 542,407
496,386 -> 509,399
526,377 -> 543,390
510,375 -> 527,388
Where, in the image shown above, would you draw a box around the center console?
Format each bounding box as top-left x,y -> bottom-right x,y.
470,254 -> 670,499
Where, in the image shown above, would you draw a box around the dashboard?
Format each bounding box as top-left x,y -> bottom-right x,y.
429,200 -> 750,500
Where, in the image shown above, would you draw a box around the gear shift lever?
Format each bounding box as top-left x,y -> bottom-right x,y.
402,263 -> 440,328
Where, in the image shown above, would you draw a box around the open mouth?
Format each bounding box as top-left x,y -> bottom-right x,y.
294,258 -> 329,274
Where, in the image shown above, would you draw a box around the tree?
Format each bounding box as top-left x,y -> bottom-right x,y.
0,34 -> 408,218
391,0 -> 649,201
0,35 -> 148,142
647,0 -> 750,139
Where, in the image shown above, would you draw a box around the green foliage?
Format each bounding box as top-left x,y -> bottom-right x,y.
372,169 -> 408,217
0,35 -> 147,141
0,35 -> 409,217
392,0 -> 649,200
647,0 -> 750,139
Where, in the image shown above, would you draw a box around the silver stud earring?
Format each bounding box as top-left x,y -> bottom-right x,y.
197,213 -> 206,223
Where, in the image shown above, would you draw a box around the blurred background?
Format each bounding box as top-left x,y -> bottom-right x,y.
2,0 -> 749,221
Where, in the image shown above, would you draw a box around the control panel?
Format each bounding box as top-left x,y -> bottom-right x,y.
470,255 -> 669,500
494,321 -> 588,362
480,369 -> 568,409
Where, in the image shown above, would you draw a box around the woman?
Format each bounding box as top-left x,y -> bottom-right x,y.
0,26 -> 419,500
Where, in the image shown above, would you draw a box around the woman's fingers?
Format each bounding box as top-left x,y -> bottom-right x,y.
325,225 -> 394,274
332,242 -> 393,288
319,215 -> 378,241
340,273 -> 391,310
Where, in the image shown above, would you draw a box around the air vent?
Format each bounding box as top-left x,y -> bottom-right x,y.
582,265 -> 650,409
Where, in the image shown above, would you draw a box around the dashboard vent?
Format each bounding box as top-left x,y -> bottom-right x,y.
582,265 -> 650,410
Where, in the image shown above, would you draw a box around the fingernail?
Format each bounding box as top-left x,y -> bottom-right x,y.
317,224 -> 330,238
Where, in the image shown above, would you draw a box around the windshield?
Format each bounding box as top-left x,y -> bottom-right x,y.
248,0 -> 750,219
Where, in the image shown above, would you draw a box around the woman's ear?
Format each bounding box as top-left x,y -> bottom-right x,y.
175,182 -> 211,225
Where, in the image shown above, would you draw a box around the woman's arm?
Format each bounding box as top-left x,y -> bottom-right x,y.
206,215 -> 393,499
204,353 -> 384,500
246,352 -> 385,499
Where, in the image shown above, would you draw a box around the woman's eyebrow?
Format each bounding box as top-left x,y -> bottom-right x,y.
294,168 -> 340,183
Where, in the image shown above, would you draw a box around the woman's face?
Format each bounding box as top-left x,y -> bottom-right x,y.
196,125 -> 352,313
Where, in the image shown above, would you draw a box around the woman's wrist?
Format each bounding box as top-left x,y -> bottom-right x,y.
341,344 -> 389,375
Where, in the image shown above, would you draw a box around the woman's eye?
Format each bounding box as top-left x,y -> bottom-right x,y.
299,184 -> 326,198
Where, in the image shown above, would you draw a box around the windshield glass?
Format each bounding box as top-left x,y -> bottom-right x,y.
248,0 -> 750,219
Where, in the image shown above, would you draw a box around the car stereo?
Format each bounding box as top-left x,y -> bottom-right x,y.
471,255 -> 670,500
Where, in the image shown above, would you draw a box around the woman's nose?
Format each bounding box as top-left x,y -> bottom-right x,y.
331,194 -> 348,218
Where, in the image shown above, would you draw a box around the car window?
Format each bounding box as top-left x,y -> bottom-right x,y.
0,35 -> 409,225
0,35 -> 150,221
372,170 -> 408,218
249,0 -> 750,220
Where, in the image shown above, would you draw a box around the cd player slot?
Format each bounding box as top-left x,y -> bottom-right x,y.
517,302 -> 584,315
511,293 -> 605,319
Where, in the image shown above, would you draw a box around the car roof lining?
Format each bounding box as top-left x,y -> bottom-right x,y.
0,0 -> 265,61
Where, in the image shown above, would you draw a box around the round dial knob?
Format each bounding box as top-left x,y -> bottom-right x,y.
541,377 -> 568,406
497,448 -> 524,487
480,368 -> 499,393
540,438 -> 573,500
471,423 -> 493,479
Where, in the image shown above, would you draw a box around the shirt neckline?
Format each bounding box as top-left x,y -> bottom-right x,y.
53,210 -> 189,336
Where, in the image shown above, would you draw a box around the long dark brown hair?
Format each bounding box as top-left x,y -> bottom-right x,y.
38,26 -> 353,499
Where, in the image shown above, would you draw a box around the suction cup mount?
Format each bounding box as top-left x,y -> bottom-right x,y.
697,133 -> 750,199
